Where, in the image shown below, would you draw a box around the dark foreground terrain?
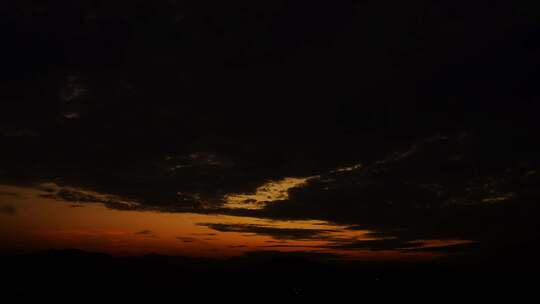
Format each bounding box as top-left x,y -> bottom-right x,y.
3,248 -> 539,300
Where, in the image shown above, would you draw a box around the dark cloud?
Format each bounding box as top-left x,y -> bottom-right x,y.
405,242 -> 481,254
0,204 -> 16,215
256,133 -> 540,245
135,230 -> 152,235
176,237 -> 196,243
198,223 -> 337,240
262,245 -> 320,249
50,188 -> 142,211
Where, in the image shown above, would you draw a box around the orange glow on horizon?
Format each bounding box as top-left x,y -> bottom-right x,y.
0,184 -> 473,260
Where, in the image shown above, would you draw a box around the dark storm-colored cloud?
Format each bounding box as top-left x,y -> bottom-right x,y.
404,242 -> 481,254
198,223 -> 337,240
176,237 -> 196,243
56,189 -> 97,203
135,230 -> 152,235
256,132 -> 540,245
0,204 -> 16,215
49,188 -> 142,211
261,245 -> 321,249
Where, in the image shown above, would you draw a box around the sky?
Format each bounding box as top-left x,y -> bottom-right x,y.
1,0 -> 540,283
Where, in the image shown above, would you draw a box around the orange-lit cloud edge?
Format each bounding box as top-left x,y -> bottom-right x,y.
0,177 -> 474,260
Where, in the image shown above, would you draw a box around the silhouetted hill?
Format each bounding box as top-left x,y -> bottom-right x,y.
2,248 -> 539,299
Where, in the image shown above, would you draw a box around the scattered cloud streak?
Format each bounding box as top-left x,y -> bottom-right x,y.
135,230 -> 153,235
199,223 -> 337,241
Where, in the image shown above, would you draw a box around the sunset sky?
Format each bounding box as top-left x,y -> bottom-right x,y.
1,0 -> 540,298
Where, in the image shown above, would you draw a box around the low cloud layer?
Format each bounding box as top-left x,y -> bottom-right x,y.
135,230 -> 153,235
199,223 -> 337,241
